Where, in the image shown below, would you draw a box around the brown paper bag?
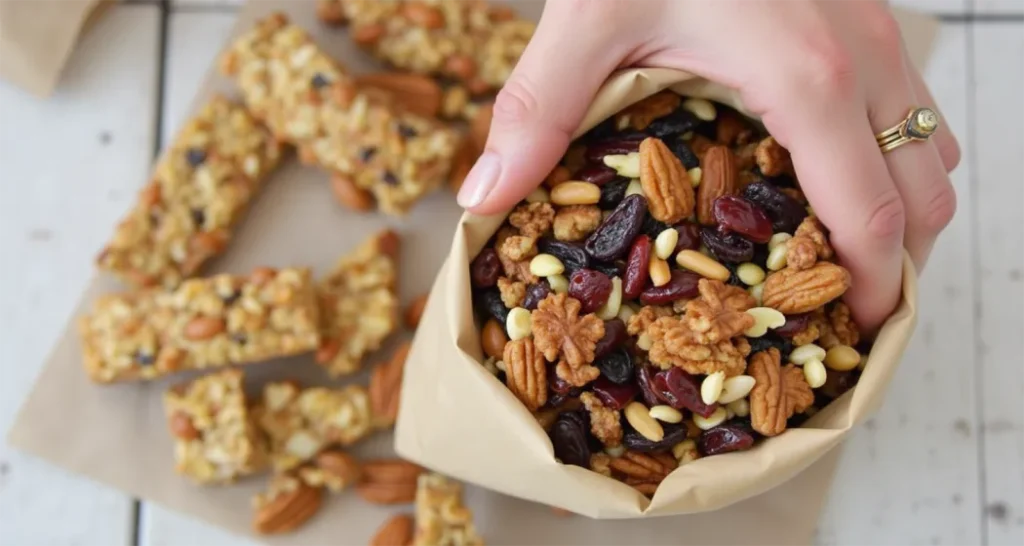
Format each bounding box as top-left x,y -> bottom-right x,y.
0,0 -> 113,97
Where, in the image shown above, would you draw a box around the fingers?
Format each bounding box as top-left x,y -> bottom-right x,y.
903,49 -> 962,173
456,2 -> 625,214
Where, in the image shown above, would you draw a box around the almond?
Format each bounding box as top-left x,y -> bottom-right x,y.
183,316 -> 225,340
331,174 -> 374,212
696,145 -> 739,225
401,2 -> 445,28
404,293 -> 428,329
639,137 -> 694,224
355,73 -> 442,118
352,23 -> 385,45
315,450 -> 362,486
762,262 -> 851,314
369,342 -> 411,428
168,411 -> 199,440
370,514 -> 414,546
315,337 -> 341,364
444,54 -> 477,81
250,266 -> 277,286
315,0 -> 347,25
357,459 -> 423,504
253,479 -> 323,535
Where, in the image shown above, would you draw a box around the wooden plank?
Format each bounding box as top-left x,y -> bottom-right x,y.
974,1 -> 1024,15
0,4 -> 162,545
973,22 -> 1024,546
816,23 -> 984,545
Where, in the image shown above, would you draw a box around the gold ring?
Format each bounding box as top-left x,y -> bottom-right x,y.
876,107 -> 939,153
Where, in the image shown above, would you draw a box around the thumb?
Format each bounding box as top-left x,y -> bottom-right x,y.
457,4 -> 625,214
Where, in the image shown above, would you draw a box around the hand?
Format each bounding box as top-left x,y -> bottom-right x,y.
456,0 -> 960,331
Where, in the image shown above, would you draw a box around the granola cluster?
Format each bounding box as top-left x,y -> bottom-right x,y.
469,92 -> 869,497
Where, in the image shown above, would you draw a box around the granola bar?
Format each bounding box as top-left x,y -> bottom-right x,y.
413,473 -> 484,546
97,96 -> 283,288
315,230 -> 399,376
163,369 -> 266,484
220,13 -> 459,215
80,267 -> 320,383
256,381 -> 373,471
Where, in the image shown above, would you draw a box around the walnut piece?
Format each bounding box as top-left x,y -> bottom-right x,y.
508,202 -> 555,238
819,302 -> 860,349
627,305 -> 673,336
683,279 -> 756,344
496,277 -> 525,308
555,360 -> 601,387
531,293 -> 604,369
786,235 -> 819,271
791,309 -> 824,346
763,262 -> 851,314
609,451 -> 676,496
497,234 -> 538,283
553,205 -> 602,242
615,91 -> 681,131
639,137 -> 694,224
755,136 -> 793,177
788,215 -> 833,271
589,453 -> 612,477
580,392 -> 622,447
647,316 -> 751,376
715,110 -> 754,147
503,338 -> 547,411
749,348 -> 814,436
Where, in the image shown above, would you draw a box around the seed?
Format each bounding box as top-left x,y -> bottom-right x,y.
604,445 -> 625,458
602,152 -> 641,178
654,229 -> 679,260
700,371 -> 725,404
676,249 -> 730,281
616,303 -> 637,324
530,253 -> 565,277
682,98 -> 716,121
526,187 -> 550,203
596,277 -> 623,320
672,439 -> 699,464
482,356 -> 500,375
766,242 -> 789,271
649,255 -> 671,287
506,307 -> 532,341
718,375 -> 756,404
768,232 -> 792,252
725,406 -> 735,419
547,274 -> 569,294
693,407 -> 728,430
495,359 -> 508,372
687,167 -> 702,187
790,343 -> 826,365
550,181 -> 601,206
803,358 -> 827,388
637,333 -> 653,351
744,307 -> 787,337
736,262 -> 766,286
625,179 -> 644,197
649,405 -> 683,423
749,282 -> 764,305
726,398 -> 750,418
625,402 -> 664,441
824,345 -> 862,371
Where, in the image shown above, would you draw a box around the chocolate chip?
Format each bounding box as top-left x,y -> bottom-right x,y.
186,148 -> 206,167
221,289 -> 241,306
382,171 -> 399,186
398,124 -> 418,138
311,73 -> 330,89
190,208 -> 205,228
230,333 -> 248,345
359,147 -> 377,162
134,352 -> 155,366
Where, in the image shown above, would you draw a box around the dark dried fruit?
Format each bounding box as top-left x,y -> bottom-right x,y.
590,261 -> 624,278
742,181 -> 807,233
579,119 -> 615,144
134,351 -> 155,366
639,270 -> 701,306
551,412 -> 591,468
645,109 -> 700,139
522,280 -> 551,310
584,194 -> 648,261
185,148 -> 206,167
584,138 -> 642,162
713,196 -> 773,243
622,235 -> 652,299
636,365 -> 662,407
594,319 -> 627,359
598,178 -> 630,210
568,269 -> 613,314
591,376 -> 639,410
673,222 -> 702,253
190,208 -> 205,228
359,147 -> 377,162
470,248 -> 501,288
382,171 -> 399,185
697,422 -> 756,456
774,313 -> 811,338
398,124 -> 418,138
818,370 -> 859,401
538,239 -> 589,275
623,422 -> 688,452
575,164 -> 618,186
594,348 -> 633,385
642,214 -> 671,239
475,289 -> 509,325
311,72 -> 331,89
748,333 -> 793,361
668,139 -> 700,170
657,367 -> 718,418
700,227 -> 754,263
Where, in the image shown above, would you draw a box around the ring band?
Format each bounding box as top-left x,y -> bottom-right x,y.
876,107 -> 939,153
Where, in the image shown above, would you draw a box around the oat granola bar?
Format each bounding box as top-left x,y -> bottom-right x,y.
80,267 -> 320,383
97,96 -> 283,288
315,229 -> 399,376
256,381 -> 373,471
413,473 -> 484,546
220,13 -> 459,215
163,369 -> 266,484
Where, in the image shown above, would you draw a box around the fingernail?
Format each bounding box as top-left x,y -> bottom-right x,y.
457,151 -> 501,209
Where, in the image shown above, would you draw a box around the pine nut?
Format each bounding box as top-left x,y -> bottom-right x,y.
495,359 -> 507,372
725,405 -> 735,419
616,303 -> 637,324
506,307 -> 532,341
766,242 -> 789,271
654,229 -> 679,260
649,405 -> 683,423
604,444 -> 625,458
749,282 -> 764,305
525,187 -> 550,203
768,232 -> 792,251
790,343 -> 826,365
550,181 -> 601,206
736,262 -> 766,286
687,167 -> 702,187
744,307 -> 786,337
625,179 -> 644,197
602,152 -> 641,178
649,255 -> 671,287
672,439 -> 699,464
824,344 -> 861,371
482,356 -> 500,375
726,398 -> 750,418
637,333 -> 653,351
530,254 -> 564,277
682,98 -> 717,121
700,371 -> 725,404
625,402 -> 664,442
676,249 -> 730,281
718,375 -> 756,404
693,407 -> 728,430
547,274 -> 569,294
803,359 -> 827,388
596,277 -> 623,320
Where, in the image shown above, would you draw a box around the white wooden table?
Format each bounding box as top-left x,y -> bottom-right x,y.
1,1 -> 1021,544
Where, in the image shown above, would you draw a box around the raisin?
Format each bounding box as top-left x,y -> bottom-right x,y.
591,376 -> 639,410
639,270 -> 701,306
591,261 -> 624,278
134,351 -> 155,366
220,289 -> 242,306
358,147 -> 377,162
644,109 -> 700,139
774,313 -> 811,338
657,367 -> 719,418
551,412 -> 592,468
579,119 -> 615,144
470,248 -> 501,288
598,178 -> 630,210
819,370 -> 859,401
382,171 -> 399,185
742,181 -> 807,233
575,164 -> 618,186
522,280 -> 552,310
595,348 -> 633,385
697,422 -> 756,456
190,208 -> 205,228
668,139 -> 700,170
622,235 -> 652,300
538,239 -> 590,275
584,194 -> 648,261
713,195 -> 773,243
673,222 -> 702,253
584,138 -> 642,162
749,333 -> 794,361
635,365 -> 662,407
623,422 -> 688,453
641,213 -> 671,239
230,332 -> 248,345
568,269 -> 613,314
397,124 -> 418,138
475,289 -> 509,325
701,227 -> 754,263
594,319 -> 627,359
185,148 -> 206,167
311,72 -> 331,89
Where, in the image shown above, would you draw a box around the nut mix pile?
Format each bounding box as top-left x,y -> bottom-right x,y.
470,91 -> 868,496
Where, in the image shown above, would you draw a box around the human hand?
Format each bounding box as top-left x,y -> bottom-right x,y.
456,0 -> 960,331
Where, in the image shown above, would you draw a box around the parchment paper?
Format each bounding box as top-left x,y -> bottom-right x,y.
0,0 -> 113,97
7,1 -> 936,543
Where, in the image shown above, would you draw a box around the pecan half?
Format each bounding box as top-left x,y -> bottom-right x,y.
762,262 -> 851,314
357,459 -> 424,505
503,338 -> 548,411
580,392 -> 622,447
369,342 -> 410,429
610,450 -> 676,495
531,293 -> 605,369
639,137 -> 694,224
749,348 -> 814,436
696,145 -> 739,225
253,474 -> 324,534
615,91 -> 681,131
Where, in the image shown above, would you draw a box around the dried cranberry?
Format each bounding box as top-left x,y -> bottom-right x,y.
584,194 -> 648,261
594,319 -> 627,359
622,235 -> 652,299
713,196 -> 773,243
548,365 -> 574,395
598,178 -> 630,210
774,313 -> 811,338
636,365 -> 662,407
470,248 -> 501,288
748,333 -> 793,361
550,412 -> 591,468
642,213 -> 671,239
668,139 -> 700,170
591,261 -> 624,278
673,222 -> 702,252
538,239 -> 590,275
700,228 -> 754,263
591,376 -> 639,410
522,280 -> 551,310
697,422 -> 756,456
575,164 -> 618,186
475,289 -> 509,325
584,138 -> 642,162
595,348 -> 633,385
645,109 -> 700,139
742,181 -> 807,233
623,422 -> 689,452
658,367 -> 718,418
639,270 -> 701,306
568,269 -> 613,314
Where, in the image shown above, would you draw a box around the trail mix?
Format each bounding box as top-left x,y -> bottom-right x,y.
470,91 -> 869,496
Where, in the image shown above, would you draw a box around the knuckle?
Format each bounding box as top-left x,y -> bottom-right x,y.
865,191 -> 907,241
919,183 -> 957,232
799,38 -> 858,101
865,7 -> 904,58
